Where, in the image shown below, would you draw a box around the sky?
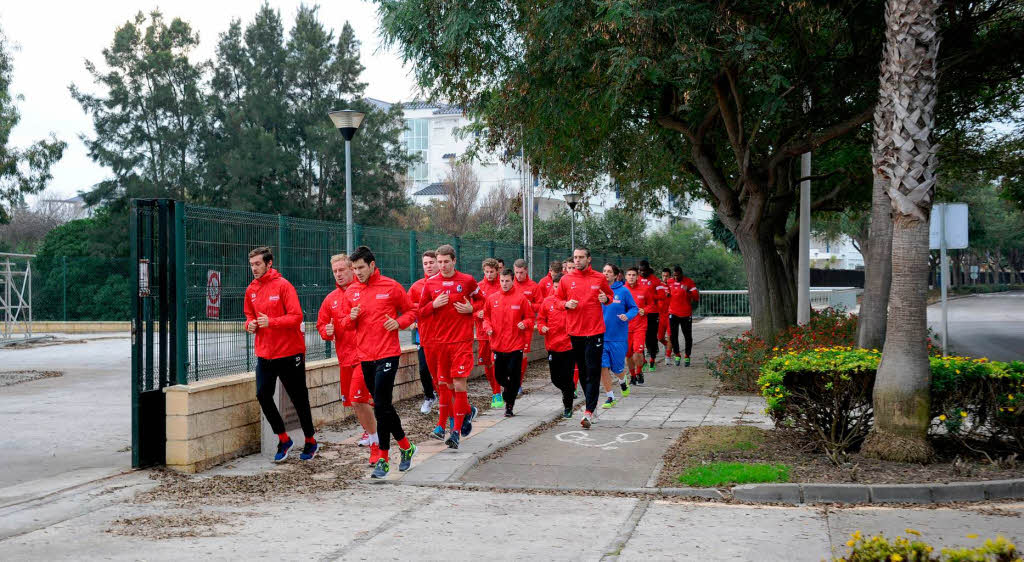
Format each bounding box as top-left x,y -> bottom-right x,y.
2,1 -> 418,201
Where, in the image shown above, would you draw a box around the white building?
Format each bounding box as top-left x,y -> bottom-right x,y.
369,98 -> 714,232
810,235 -> 864,270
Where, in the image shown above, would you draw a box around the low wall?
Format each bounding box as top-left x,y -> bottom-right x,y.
164,333 -> 547,473
9,321 -> 131,334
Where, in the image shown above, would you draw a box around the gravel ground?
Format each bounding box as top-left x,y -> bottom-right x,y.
0,370 -> 62,386
658,426 -> 1024,487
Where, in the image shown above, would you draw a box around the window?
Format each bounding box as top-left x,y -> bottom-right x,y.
403,119 -> 429,182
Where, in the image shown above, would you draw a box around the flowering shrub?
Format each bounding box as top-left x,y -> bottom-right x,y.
709,308 -> 859,391
834,530 -> 1019,562
759,350 -> 1024,455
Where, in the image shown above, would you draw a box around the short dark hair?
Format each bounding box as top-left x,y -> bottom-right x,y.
514,258 -> 527,269
662,267 -> 671,274
549,260 -> 562,273
639,259 -> 651,269
249,246 -> 273,266
673,265 -> 683,277
436,244 -> 456,260
497,258 -> 505,266
574,247 -> 591,258
350,245 -> 375,266
627,266 -> 639,274
500,268 -> 514,278
422,250 -> 437,259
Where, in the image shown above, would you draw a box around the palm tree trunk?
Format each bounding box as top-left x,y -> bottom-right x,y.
861,0 -> 941,462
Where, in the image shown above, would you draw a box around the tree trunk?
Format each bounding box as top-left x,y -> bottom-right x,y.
861,0 -> 940,463
859,174 -> 893,350
734,228 -> 797,340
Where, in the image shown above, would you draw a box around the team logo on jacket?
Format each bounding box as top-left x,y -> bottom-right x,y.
456,284 -> 462,293
511,305 -> 520,310
352,292 -> 360,300
269,295 -> 280,301
570,282 -> 576,289
375,293 -> 389,299
590,285 -> 599,290
250,293 -> 256,301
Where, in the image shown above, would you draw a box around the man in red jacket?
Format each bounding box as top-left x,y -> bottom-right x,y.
638,260 -> 668,375
513,258 -> 542,390
483,268 -> 534,417
537,272 -> 574,418
408,250 -> 439,415
556,247 -> 615,429
658,268 -> 672,365
624,266 -> 654,386
317,254 -> 378,465
475,258 -> 504,409
244,246 -> 317,463
667,266 -> 701,367
536,260 -> 560,300
339,246 -> 417,479
417,244 -> 479,450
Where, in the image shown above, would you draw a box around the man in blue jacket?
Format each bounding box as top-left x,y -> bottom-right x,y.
599,264 -> 638,409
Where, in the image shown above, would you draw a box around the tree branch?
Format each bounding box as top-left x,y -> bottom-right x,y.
768,106 -> 874,169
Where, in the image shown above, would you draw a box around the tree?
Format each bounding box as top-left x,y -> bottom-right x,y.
861,0 -> 942,463
0,26 -> 66,224
430,162 -> 480,236
0,192 -> 79,253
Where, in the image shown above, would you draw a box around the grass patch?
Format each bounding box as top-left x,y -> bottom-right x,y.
677,461 -> 790,487
680,425 -> 765,455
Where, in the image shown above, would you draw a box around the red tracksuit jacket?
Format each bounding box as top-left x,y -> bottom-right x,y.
316,282 -> 358,366
339,269 -> 415,362
537,273 -> 554,300
668,277 -> 701,317
244,268 -> 306,360
555,266 -> 615,337
482,287 -> 535,353
625,281 -> 654,332
408,275 -> 430,340
416,270 -> 479,344
474,276 -> 502,341
536,295 -> 571,352
514,276 -> 543,314
643,274 -> 669,314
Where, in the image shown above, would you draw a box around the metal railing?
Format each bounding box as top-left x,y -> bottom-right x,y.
695,288 -> 861,317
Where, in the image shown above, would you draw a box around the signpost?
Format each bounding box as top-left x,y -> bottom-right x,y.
929,203 -> 968,358
205,270 -> 221,319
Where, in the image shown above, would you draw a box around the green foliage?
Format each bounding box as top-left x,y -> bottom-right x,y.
676,461 -> 789,487
758,349 -> 1024,454
835,530 -> 1020,562
0,26 -> 66,223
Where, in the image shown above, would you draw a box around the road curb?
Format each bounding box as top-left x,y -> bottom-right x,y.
730,479 -> 1024,505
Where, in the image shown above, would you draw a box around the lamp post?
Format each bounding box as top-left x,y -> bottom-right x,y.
328,109 -> 366,254
563,192 -> 582,249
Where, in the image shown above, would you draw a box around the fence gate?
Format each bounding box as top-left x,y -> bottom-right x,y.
131,199 -> 186,468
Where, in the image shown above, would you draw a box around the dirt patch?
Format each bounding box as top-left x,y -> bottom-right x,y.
107,512 -> 242,539
0,370 -> 62,387
658,426 -> 1024,487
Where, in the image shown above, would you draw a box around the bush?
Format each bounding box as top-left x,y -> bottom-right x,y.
709,308 -> 859,391
834,530 -> 1019,562
758,349 -> 1024,455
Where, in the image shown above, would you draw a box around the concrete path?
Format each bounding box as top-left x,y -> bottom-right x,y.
927,290 -> 1024,361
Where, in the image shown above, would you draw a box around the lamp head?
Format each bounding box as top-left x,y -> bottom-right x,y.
563,192 -> 582,211
328,109 -> 365,141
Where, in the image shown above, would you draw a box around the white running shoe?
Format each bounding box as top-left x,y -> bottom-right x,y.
420,397 -> 436,414
664,355 -> 671,366
357,432 -> 371,446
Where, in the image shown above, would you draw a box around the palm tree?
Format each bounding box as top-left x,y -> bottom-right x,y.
861,0 -> 941,462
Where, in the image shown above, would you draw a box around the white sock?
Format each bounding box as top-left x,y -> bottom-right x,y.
370,433 -> 379,445
607,390 -> 615,399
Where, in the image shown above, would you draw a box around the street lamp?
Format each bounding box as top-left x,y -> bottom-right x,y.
563,192 -> 582,250
328,109 -> 366,254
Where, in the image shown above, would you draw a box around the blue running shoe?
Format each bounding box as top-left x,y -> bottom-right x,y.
299,441 -> 319,461
448,416 -> 455,432
461,406 -> 478,436
445,430 -> 461,449
399,444 -> 417,471
370,458 -> 389,479
430,425 -> 446,440
274,438 -> 293,462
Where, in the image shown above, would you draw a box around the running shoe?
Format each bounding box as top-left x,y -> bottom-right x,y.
461,406 -> 478,436
445,430 -> 461,449
517,386 -> 524,397
581,412 -> 592,429
602,397 -> 617,409
637,372 -> 645,385
664,355 -> 671,366
357,432 -> 371,446
399,444 -> 417,471
430,425 -> 446,441
274,438 -> 293,462
299,441 -> 319,461
630,375 -> 638,386
684,356 -> 691,367
563,407 -> 573,418
368,443 -> 381,465
674,355 -> 682,366
573,388 -> 579,399
491,393 -> 504,409
650,360 -> 658,372
370,458 -> 390,479
620,380 -> 630,397
420,397 -> 436,414
504,407 -> 514,418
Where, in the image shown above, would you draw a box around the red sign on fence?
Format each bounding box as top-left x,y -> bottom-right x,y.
206,270 -> 221,319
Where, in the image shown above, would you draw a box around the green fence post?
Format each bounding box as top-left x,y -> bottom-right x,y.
62,256 -> 67,322
354,224 -> 363,248
454,236 -> 462,264
544,247 -> 550,271
277,214 -> 288,273
488,240 -> 495,258
174,202 -> 188,385
409,230 -> 418,286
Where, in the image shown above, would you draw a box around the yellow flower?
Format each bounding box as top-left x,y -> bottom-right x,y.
905,528 -> 921,536
955,369 -> 961,374
852,530 -> 862,540
961,411 -> 968,418
939,415 -> 947,421
1010,395 -> 1015,400
967,533 -> 979,539
892,554 -> 903,562
1009,407 -> 1016,412
846,539 -> 855,547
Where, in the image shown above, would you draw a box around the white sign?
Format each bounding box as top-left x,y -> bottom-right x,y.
929,203 -> 968,250
970,265 -> 979,280
206,270 -> 221,319
555,431 -> 648,450
138,259 -> 150,297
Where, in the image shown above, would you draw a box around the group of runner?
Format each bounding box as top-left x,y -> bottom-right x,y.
242,244 -> 700,480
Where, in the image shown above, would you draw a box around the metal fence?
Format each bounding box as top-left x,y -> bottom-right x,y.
28,256 -> 134,321
695,288 -> 861,317
181,204 -> 647,382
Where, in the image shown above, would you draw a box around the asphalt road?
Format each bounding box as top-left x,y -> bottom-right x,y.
927,291 -> 1024,361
